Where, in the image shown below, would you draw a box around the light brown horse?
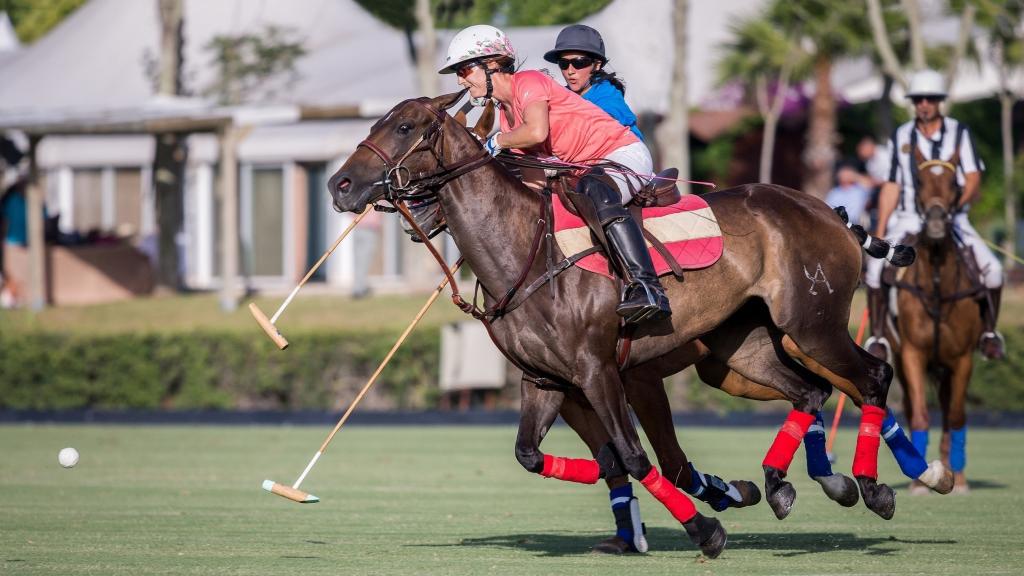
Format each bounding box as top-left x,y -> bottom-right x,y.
329,92 -> 903,556
882,147 -> 983,494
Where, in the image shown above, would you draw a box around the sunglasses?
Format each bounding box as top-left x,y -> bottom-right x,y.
455,63 -> 480,79
557,56 -> 595,70
911,96 -> 943,104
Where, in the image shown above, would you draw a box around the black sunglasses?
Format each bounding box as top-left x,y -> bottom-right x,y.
911,95 -> 944,104
557,56 -> 595,71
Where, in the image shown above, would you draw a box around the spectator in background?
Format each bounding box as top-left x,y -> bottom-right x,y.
1,134 -> 29,308
826,162 -> 870,226
854,135 -> 891,229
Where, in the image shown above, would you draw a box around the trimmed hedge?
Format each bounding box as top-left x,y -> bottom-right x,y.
0,330 -> 440,411
1,327 -> 1022,412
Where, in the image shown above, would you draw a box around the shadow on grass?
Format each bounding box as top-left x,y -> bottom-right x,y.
889,478 -> 1006,491
410,528 -> 958,558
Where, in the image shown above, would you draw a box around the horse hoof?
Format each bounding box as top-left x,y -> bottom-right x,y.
857,476 -> 896,520
918,460 -> 954,495
952,472 -> 970,494
730,480 -> 762,507
683,513 -> 727,559
813,474 -> 859,507
591,535 -> 635,555
767,480 -> 796,520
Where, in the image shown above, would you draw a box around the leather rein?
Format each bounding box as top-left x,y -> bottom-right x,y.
357,97 -> 597,325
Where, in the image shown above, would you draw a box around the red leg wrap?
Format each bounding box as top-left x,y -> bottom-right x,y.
540,454 -> 601,484
762,410 -> 816,473
640,467 -> 697,523
853,405 -> 886,479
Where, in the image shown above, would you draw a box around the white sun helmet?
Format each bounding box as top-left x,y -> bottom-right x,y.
439,25 -> 516,74
906,69 -> 947,99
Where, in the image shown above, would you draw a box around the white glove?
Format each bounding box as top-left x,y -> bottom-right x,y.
484,132 -> 503,157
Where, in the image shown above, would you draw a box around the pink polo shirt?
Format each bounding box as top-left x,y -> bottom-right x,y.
498,70 -> 639,163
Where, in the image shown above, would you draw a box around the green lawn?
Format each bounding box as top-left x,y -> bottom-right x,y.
1,425 -> 1022,575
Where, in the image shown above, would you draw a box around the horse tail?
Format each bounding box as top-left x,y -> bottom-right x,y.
832,206 -> 915,267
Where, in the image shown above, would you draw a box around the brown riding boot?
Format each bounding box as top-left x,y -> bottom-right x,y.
864,287 -> 891,362
979,287 -> 1005,361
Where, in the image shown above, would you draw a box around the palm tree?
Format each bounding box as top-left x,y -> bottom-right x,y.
768,0 -> 873,200
717,14 -> 809,184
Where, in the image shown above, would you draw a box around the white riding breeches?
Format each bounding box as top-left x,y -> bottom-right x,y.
604,142 -> 653,205
865,212 -> 1004,289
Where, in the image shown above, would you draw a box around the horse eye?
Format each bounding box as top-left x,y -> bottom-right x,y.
397,123 -> 412,135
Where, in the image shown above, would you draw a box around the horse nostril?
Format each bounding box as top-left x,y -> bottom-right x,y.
335,177 -> 351,193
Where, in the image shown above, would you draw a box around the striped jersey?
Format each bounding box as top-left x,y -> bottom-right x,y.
886,116 -> 984,214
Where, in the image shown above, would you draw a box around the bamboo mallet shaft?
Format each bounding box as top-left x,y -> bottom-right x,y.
290,261 -> 461,491
249,209 -> 370,350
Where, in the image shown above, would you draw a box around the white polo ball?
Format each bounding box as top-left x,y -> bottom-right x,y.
58,447 -> 79,468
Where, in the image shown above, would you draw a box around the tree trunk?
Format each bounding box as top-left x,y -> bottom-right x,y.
1001,92 -> 1017,270
760,112 -> 779,184
153,0 -> 187,290
414,0 -> 439,96
876,74 -> 894,139
656,0 -> 690,193
802,54 -> 836,200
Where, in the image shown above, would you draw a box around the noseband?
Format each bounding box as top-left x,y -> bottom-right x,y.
356,97 -> 493,203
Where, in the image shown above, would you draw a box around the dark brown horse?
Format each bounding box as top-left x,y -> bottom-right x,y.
329,93 -> 902,556
882,148 -> 983,494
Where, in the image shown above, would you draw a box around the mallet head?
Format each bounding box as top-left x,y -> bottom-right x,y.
262,480 -> 319,503
248,303 -> 289,350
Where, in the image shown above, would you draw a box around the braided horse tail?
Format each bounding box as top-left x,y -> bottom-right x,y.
833,207 -> 915,267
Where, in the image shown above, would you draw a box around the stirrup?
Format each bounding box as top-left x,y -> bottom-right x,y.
979,331 -> 1006,361
617,281 -> 671,324
864,335 -> 893,364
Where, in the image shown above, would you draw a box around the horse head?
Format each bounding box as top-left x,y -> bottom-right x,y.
328,91 -> 491,217
913,146 -> 960,244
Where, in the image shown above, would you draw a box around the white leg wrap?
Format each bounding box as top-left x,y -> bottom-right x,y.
629,498 -> 648,553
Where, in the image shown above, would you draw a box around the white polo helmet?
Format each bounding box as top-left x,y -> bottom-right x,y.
439,25 -> 516,74
906,69 -> 947,99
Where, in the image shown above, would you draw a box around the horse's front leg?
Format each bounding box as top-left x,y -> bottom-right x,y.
513,376 -> 567,476
627,359 -> 762,512
939,352 -> 972,493
558,395 -> 648,554
578,358 -> 726,559
900,341 -> 933,495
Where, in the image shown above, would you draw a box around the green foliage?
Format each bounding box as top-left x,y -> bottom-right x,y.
948,97 -> 1021,225
716,12 -> 809,88
0,330 -> 440,411
766,0 -> 873,59
354,0 -> 612,30
202,25 -> 306,105
0,0 -> 86,44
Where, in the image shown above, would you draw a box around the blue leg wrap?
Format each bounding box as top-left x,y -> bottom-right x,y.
911,429 -> 929,460
950,427 -> 967,472
883,410 -> 928,479
609,483 -> 637,548
804,411 -> 833,478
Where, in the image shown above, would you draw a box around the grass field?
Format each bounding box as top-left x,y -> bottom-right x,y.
2,425 -> 1022,575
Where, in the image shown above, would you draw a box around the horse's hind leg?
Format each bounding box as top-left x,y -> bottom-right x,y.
781,332 -> 897,520
578,358 -> 726,558
698,313 -> 858,518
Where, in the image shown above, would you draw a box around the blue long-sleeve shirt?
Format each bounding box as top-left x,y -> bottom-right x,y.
581,79 -> 644,142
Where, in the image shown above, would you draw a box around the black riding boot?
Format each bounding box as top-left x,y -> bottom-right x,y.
865,287 -> 891,362
979,287 -> 1005,360
604,217 -> 672,324
574,170 -> 671,325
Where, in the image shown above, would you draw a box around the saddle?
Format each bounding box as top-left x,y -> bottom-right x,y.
549,176 -> 723,280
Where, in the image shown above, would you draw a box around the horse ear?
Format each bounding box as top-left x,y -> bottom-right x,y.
471,100 -> 496,140
428,90 -> 466,113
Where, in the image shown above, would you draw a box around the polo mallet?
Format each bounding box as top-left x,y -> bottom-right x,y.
249,210 -> 370,350
825,307 -> 870,463
261,261 -> 461,503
